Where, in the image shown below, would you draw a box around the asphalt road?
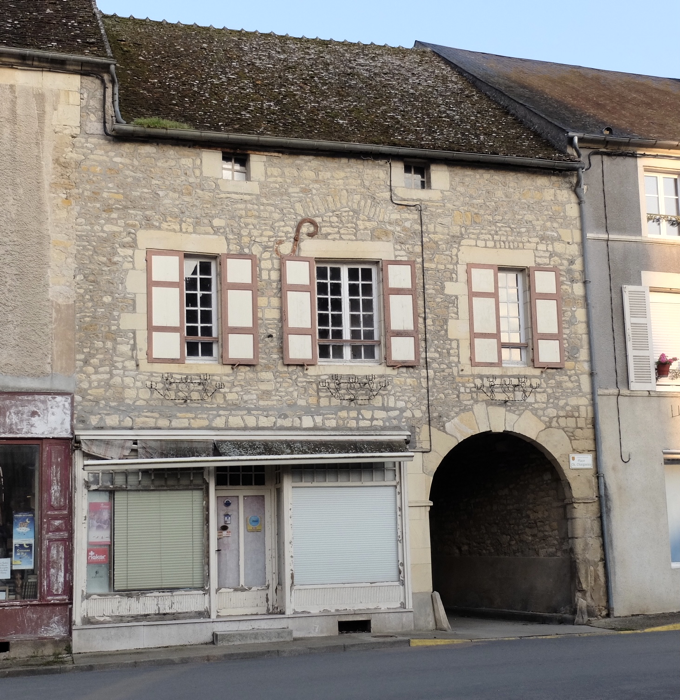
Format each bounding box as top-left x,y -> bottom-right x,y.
2,631 -> 679,700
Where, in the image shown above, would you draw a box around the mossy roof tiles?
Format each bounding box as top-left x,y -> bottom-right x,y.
102,15 -> 571,160
0,0 -> 109,57
424,43 -> 680,143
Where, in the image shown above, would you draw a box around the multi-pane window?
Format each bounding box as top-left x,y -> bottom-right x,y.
498,270 -> 527,365
185,258 -> 218,359
404,164 -> 427,190
222,154 -> 248,181
316,263 -> 379,362
645,173 -> 680,237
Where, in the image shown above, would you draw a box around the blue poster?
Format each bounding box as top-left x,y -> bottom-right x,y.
12,542 -> 34,570
12,512 -> 35,570
13,513 -> 35,541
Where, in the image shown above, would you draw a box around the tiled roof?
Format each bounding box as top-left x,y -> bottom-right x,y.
423,43 -> 680,144
102,15 -> 572,161
0,0 -> 109,57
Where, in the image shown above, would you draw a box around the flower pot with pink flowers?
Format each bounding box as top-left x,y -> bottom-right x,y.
656,353 -> 678,378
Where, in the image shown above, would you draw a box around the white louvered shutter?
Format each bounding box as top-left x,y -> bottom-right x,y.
530,267 -> 565,368
382,260 -> 420,366
147,250 -> 185,362
467,264 -> 501,366
221,254 -> 258,365
292,486 -> 399,585
114,490 -> 204,591
622,285 -> 656,390
281,256 -> 318,365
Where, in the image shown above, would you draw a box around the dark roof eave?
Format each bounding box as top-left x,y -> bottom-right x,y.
111,124 -> 581,171
0,45 -> 114,71
570,132 -> 680,151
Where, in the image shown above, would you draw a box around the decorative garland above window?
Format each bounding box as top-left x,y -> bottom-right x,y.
147,374 -> 225,403
474,376 -> 540,402
318,374 -> 390,404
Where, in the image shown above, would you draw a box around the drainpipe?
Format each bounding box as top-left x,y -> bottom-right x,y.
572,135 -> 615,617
109,64 -> 126,124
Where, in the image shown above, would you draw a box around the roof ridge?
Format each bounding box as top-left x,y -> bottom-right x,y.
101,13 -> 421,52
421,42 -> 680,83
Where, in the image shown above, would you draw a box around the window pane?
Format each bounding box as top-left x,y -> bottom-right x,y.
316,263 -> 379,363
185,258 -> 216,357
114,491 -> 204,591
0,445 -> 40,601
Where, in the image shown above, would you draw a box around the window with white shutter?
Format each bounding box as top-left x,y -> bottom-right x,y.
146,250 -> 260,365
292,480 -> 399,585
221,254 -> 259,365
113,490 -> 204,591
622,285 -> 656,390
281,256 -> 318,365
382,260 -> 419,366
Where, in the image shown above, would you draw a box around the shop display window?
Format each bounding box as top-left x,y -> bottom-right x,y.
0,444 -> 40,602
86,469 -> 206,594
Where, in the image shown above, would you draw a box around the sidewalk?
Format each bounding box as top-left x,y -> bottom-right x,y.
2,611 -> 680,679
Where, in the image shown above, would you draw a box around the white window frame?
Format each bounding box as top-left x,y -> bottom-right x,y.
644,171 -> 680,238
184,256 -> 219,362
315,261 -> 381,364
498,269 -> 529,367
222,154 -> 248,181
638,160 -> 680,239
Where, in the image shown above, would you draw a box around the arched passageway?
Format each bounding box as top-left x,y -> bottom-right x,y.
429,432 -> 573,616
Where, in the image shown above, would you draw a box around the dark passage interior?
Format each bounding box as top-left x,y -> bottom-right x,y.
430,432 -> 573,615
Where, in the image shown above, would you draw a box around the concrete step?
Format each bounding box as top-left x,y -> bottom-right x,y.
213,628 -> 293,646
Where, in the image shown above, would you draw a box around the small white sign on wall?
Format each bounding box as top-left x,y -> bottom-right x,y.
569,453 -> 594,470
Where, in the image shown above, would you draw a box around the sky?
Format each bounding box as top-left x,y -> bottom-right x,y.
97,0 -> 680,79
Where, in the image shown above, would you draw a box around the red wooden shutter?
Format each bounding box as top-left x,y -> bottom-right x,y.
41,440 -> 72,602
382,260 -> 420,367
147,250 -> 185,363
281,256 -> 318,365
467,264 -> 501,366
530,267 -> 565,368
221,254 -> 259,365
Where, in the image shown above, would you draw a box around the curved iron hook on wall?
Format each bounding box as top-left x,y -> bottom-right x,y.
275,218 -> 319,257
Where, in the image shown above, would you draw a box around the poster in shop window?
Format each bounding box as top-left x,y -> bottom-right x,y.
88,502 -> 111,544
12,512 -> 35,569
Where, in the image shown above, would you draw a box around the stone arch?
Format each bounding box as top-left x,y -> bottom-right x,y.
420,405 -> 606,619
422,405 -> 575,498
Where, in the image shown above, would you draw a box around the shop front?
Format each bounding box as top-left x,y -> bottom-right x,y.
72,431 -> 413,653
0,393 -> 73,658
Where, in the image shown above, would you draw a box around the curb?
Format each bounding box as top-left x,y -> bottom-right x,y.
0,637 -> 410,679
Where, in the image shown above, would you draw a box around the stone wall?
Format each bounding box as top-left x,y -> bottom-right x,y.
0,67 -> 79,392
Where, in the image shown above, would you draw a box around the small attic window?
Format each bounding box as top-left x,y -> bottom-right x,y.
404,163 -> 428,190
222,154 -> 248,181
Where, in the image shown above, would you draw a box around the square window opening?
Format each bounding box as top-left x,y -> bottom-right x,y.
222,154 -> 248,181
403,163 -> 428,190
